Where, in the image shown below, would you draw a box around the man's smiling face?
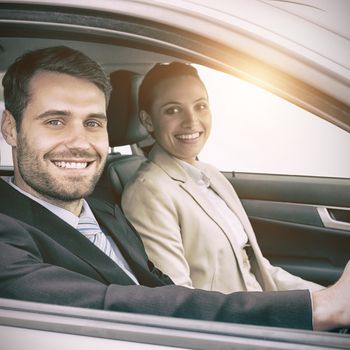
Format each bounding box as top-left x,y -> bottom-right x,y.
11,70 -> 109,203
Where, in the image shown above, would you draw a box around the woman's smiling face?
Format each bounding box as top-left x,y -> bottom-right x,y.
141,75 -> 212,164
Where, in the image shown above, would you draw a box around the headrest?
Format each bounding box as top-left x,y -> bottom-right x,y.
107,70 -> 149,147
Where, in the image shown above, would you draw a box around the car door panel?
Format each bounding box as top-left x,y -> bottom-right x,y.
226,172 -> 350,286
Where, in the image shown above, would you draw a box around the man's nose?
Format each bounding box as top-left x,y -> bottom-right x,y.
64,124 -> 90,150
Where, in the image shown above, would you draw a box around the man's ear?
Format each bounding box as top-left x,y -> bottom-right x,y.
1,110 -> 18,147
139,110 -> 154,133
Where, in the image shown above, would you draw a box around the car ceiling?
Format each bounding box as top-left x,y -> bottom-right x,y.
260,0 -> 350,39
0,37 -> 174,73
0,37 -> 181,103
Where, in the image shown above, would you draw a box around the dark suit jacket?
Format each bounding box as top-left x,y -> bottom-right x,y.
0,178 -> 312,329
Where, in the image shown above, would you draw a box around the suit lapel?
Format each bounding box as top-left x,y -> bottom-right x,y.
0,178 -> 135,285
87,196 -> 169,286
36,207 -> 138,285
88,197 -> 148,269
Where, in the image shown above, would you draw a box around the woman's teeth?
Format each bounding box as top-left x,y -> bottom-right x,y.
176,132 -> 200,140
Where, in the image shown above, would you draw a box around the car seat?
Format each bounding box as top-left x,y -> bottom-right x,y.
92,70 -> 151,204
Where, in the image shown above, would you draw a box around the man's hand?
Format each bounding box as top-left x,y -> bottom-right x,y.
313,260 -> 350,331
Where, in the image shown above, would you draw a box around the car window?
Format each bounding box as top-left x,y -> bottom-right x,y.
2,64 -> 349,178
196,65 -> 350,178
110,145 -> 132,155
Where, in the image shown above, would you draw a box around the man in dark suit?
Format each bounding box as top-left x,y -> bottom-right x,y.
0,46 -> 349,331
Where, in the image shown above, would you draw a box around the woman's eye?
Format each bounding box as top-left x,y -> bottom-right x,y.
165,106 -> 180,115
196,103 -> 208,111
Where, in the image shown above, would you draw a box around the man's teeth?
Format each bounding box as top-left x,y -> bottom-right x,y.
54,161 -> 88,169
176,132 -> 200,140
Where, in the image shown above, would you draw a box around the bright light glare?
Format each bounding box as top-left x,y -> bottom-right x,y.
195,65 -> 350,178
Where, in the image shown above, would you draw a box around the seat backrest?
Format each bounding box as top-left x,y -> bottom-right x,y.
107,70 -> 149,148
92,70 -> 150,204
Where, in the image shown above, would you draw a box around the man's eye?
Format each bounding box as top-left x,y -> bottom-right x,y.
47,120 -> 63,126
86,120 -> 101,127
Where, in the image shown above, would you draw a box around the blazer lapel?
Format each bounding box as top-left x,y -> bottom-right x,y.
88,197 -> 147,267
196,166 -> 277,290
182,176 -> 248,279
205,167 -> 261,248
149,146 -> 248,280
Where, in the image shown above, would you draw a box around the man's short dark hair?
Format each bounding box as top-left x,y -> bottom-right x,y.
138,62 -> 205,113
2,46 -> 112,130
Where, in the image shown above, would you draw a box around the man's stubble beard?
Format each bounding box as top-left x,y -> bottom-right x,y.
16,133 -> 106,202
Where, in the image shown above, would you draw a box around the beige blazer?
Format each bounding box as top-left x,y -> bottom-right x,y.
122,144 -> 323,293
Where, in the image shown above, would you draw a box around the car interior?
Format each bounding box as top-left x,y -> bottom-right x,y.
0,3 -> 350,348
1,34 -> 349,287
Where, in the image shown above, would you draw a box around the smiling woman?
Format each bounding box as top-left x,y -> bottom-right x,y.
121,62 -> 325,294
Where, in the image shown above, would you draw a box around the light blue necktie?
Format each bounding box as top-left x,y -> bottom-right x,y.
77,216 -> 118,260
76,216 -> 138,284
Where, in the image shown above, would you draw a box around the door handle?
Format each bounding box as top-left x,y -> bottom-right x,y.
317,207 -> 350,231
